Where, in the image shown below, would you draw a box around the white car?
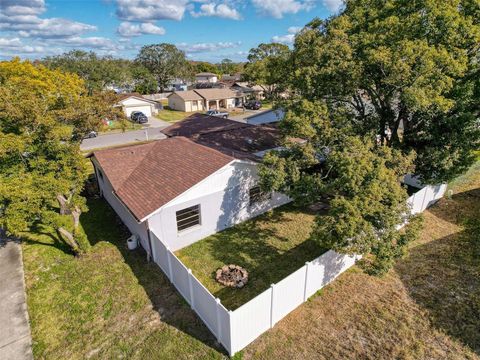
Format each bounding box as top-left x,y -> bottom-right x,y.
206,110 -> 229,119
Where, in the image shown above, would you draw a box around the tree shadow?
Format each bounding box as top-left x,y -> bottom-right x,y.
395,187 -> 480,355
80,197 -> 226,355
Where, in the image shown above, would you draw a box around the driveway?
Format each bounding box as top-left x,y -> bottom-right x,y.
147,116 -> 170,128
81,126 -> 168,151
0,234 -> 33,360
228,109 -> 264,123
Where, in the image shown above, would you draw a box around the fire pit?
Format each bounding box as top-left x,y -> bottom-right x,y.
215,265 -> 248,288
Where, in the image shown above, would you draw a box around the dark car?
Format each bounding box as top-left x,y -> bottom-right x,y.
84,130 -> 98,139
130,111 -> 148,124
244,100 -> 262,110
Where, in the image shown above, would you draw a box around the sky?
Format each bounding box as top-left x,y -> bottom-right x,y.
0,0 -> 343,62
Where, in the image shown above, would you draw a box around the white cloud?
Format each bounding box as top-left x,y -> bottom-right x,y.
116,0 -> 189,22
251,0 -> 314,18
323,0 -> 343,13
1,0 -> 45,17
272,26 -> 302,44
0,36 -> 55,57
190,3 -> 242,20
0,0 -> 97,39
177,41 -> 241,53
117,22 -> 166,37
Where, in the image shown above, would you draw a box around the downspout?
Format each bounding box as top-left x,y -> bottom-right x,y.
146,221 -> 154,263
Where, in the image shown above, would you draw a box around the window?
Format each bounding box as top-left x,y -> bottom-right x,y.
176,205 -> 201,232
249,186 -> 271,206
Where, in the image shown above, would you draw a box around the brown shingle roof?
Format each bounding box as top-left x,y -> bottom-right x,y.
162,113 -> 246,137
162,113 -> 283,161
193,88 -> 237,100
93,137 -> 234,220
168,90 -> 203,101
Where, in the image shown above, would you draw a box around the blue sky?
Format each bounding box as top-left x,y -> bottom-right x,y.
0,0 -> 342,62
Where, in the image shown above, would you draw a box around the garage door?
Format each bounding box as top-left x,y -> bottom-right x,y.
125,105 -> 152,117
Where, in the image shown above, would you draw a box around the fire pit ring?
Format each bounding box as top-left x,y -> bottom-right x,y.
215,264 -> 248,288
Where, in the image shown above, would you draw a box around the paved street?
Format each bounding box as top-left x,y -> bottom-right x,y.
81,125 -> 168,151
0,234 -> 33,360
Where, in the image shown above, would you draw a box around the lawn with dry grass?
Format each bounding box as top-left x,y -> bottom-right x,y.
241,162 -> 480,359
22,162 -> 480,359
175,206 -> 325,309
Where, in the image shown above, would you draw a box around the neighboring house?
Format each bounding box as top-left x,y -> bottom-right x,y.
89,114 -> 290,252
167,88 -> 239,111
195,72 -> 218,83
167,90 -> 205,112
193,88 -> 237,110
115,93 -> 162,117
221,73 -> 242,82
245,108 -> 285,125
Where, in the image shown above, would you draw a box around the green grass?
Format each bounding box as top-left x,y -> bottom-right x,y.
21,162 -> 480,359
175,206 -> 326,309
22,199 -> 225,359
155,107 -> 194,122
260,100 -> 273,110
99,120 -> 142,134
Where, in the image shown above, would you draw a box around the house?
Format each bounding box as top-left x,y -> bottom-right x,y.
193,88 -> 238,109
167,90 -> 205,112
115,93 -> 162,117
245,108 -> 285,125
89,113 -> 290,253
195,72 -> 218,83
167,88 -> 239,111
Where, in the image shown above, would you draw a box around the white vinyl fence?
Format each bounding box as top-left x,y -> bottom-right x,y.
149,183 -> 447,356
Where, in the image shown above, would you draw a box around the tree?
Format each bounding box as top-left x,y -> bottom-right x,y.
43,50 -> 130,94
131,64 -> 158,94
259,100 -> 417,274
218,58 -> 236,75
0,59 -> 114,255
244,43 -> 291,98
135,43 -> 189,92
193,61 -> 219,75
291,0 -> 480,183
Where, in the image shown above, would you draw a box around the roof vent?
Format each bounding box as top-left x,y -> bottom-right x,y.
245,138 -> 254,145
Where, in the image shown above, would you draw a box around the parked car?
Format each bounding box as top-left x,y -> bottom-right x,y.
206,110 -> 229,119
244,100 -> 262,110
84,130 -> 98,139
130,111 -> 148,124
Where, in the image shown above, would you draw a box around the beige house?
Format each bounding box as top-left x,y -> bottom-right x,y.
167,90 -> 205,112
167,88 -> 238,111
194,88 -> 237,110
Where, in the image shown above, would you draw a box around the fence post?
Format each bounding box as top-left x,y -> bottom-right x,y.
188,269 -> 195,310
303,262 -> 310,302
270,284 -> 275,328
166,246 -> 173,281
215,298 -> 222,343
228,310 -> 234,356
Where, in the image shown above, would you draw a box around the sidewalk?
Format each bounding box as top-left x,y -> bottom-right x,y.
0,235 -> 33,360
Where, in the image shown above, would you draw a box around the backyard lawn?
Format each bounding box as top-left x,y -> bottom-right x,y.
21,162 -> 480,359
175,206 -> 325,309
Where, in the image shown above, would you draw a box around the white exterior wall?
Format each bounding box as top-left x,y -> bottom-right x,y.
120,97 -> 160,117
91,159 -> 150,252
167,94 -> 187,112
196,75 -> 218,83
147,161 -> 290,251
226,98 -> 235,109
